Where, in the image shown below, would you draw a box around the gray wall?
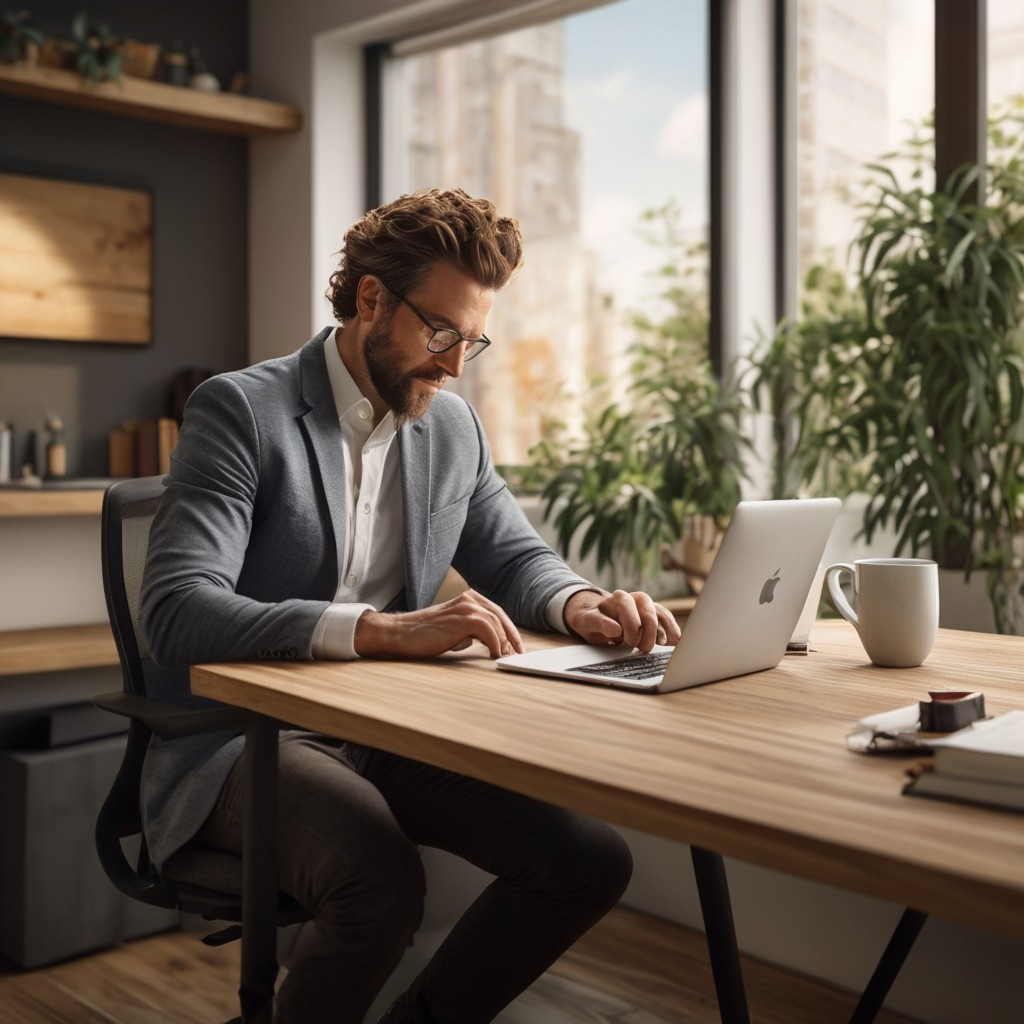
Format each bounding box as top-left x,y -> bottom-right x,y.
0,1 -> 249,477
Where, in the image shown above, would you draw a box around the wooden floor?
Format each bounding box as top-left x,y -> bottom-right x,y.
0,906 -> 921,1024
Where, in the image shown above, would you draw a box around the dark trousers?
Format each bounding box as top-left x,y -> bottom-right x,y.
193,730 -> 633,1023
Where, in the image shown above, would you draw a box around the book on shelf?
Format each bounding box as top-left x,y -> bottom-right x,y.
108,417 -> 180,477
157,417 -> 179,474
108,421 -> 137,477
135,419 -> 160,477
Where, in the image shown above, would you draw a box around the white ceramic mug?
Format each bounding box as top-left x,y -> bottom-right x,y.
824,558 -> 939,667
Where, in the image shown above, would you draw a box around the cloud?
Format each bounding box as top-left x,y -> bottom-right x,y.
657,93 -> 707,163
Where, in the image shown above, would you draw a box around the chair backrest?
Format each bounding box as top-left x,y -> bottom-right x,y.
102,475 -> 166,699
97,477 -> 309,927
97,476 -> 183,909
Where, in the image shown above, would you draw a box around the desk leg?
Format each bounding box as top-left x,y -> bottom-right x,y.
691,846 -> 750,1024
848,908 -> 927,1024
240,712 -> 279,1024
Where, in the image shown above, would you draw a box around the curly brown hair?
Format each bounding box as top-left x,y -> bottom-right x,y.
325,188 -> 524,323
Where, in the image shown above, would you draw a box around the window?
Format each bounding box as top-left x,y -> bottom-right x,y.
379,0 -> 707,467
793,0 -> 934,293
988,0 -> 1024,114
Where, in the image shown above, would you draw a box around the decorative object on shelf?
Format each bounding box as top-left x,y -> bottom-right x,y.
119,38 -> 160,80
70,12 -> 122,84
44,414 -> 66,479
188,47 -> 218,92
0,420 -> 11,482
161,39 -> 187,86
35,36 -> 73,67
0,9 -> 45,64
228,71 -> 248,95
0,172 -> 153,344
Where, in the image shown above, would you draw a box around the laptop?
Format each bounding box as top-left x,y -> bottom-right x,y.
496,497 -> 841,693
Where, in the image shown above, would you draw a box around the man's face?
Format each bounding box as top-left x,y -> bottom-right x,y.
364,262 -> 494,424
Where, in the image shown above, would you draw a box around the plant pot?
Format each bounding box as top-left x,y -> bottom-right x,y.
120,40 -> 160,80
36,38 -> 74,70
665,515 -> 724,595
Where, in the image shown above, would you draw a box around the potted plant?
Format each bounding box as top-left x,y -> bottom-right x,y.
750,106 -> 1024,632
0,8 -> 44,63
70,12 -> 122,84
531,203 -> 750,590
747,260 -> 873,503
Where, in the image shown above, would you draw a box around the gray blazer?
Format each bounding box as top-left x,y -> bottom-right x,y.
139,328 -> 589,870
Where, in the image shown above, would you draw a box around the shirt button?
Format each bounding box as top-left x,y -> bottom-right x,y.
358,409 -> 369,420
345,574 -> 357,587
362,503 -> 371,514
362,448 -> 370,456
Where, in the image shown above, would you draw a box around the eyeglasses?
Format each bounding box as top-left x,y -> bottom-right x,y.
378,280 -> 491,361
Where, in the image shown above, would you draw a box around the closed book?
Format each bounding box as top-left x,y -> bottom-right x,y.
136,419 -> 159,477
928,710 -> 1024,785
108,427 -> 137,477
157,417 -> 179,474
903,764 -> 1024,814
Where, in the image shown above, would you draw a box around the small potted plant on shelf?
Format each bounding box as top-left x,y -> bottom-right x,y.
70,11 -> 122,84
0,8 -> 45,64
532,202 -> 750,592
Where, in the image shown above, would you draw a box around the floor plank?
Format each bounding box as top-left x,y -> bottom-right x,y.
0,907 -> 921,1023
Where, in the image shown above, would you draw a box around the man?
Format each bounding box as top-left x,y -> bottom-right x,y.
141,188 -> 682,1023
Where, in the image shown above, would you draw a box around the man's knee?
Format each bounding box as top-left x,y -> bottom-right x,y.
316,834 -> 427,948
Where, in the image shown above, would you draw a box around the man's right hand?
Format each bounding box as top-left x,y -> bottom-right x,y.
353,590 -> 526,660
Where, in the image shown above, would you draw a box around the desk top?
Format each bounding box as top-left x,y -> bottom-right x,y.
192,620 -> 1024,942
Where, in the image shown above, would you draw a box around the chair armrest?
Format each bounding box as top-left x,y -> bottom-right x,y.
94,692 -> 243,740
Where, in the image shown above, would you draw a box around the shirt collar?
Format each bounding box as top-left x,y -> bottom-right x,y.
324,328 -> 396,443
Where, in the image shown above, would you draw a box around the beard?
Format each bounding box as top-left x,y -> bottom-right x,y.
364,322 -> 445,427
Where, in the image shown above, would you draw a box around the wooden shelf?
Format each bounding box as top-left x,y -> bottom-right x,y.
0,623 -> 118,676
0,487 -> 106,517
0,62 -> 301,136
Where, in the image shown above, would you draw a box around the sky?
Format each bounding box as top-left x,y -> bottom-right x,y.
562,0 -> 706,313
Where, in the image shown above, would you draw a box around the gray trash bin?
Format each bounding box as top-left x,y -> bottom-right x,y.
0,704 -> 178,968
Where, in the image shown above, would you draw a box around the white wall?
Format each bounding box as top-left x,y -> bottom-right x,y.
246,3 -> 1024,1021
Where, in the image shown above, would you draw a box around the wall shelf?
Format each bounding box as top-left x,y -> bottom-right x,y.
0,62 -> 301,136
0,623 -> 118,676
0,487 -> 106,517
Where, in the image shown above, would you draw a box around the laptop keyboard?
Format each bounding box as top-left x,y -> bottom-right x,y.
571,650 -> 672,681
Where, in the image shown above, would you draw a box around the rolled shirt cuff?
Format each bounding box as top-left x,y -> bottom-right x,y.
312,603 -> 376,660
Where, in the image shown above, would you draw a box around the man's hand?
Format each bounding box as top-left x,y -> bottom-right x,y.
563,589 -> 682,653
354,590 -> 526,660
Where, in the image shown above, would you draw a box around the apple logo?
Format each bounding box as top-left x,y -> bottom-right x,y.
759,567 -> 781,605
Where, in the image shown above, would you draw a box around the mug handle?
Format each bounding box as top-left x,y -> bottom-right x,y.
824,562 -> 859,627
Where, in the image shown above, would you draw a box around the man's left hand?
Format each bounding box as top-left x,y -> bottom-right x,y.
563,589 -> 682,653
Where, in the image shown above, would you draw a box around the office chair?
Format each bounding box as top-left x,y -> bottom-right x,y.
94,475 -> 308,1024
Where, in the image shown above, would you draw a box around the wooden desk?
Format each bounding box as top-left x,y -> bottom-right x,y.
192,621 -> 1024,1018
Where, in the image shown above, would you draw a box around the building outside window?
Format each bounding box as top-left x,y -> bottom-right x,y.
989,0 -> 1024,113
380,0 -> 707,468
794,0 -> 935,294
797,0 -> 1024,304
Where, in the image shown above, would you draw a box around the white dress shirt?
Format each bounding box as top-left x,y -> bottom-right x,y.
311,331 -> 586,659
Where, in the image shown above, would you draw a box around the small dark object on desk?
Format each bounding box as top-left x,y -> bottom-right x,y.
919,691 -> 986,733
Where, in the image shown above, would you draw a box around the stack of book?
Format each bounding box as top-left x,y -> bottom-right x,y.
904,710 -> 1024,813
108,418 -> 179,478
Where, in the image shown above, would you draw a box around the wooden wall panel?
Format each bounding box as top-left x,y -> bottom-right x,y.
0,173 -> 152,344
